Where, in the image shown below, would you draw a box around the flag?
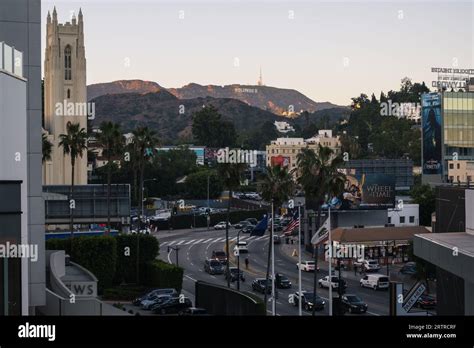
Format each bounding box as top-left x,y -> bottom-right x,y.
283,210 -> 300,236
250,215 -> 268,236
310,217 -> 330,245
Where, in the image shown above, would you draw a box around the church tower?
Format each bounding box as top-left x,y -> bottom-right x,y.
43,7 -> 88,185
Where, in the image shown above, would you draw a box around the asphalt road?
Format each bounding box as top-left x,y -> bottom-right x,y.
154,227 -> 393,316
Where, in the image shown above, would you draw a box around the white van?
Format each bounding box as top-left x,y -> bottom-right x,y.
234,241 -> 248,254
360,274 -> 390,290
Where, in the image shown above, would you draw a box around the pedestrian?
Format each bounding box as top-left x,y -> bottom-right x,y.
245,257 -> 249,269
354,264 -> 357,275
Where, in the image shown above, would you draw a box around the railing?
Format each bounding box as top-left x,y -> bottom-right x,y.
0,42 -> 23,78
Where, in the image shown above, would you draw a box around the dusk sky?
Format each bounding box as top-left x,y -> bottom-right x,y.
42,0 -> 473,105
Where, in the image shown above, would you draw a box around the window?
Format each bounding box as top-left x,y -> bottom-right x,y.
67,89 -> 71,99
64,45 -> 72,80
449,176 -> 454,182
399,216 -> 405,224
457,163 -> 460,169
449,163 -> 454,169
468,176 -> 472,182
409,216 -> 415,223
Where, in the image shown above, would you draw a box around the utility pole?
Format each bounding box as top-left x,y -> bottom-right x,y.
298,203 -> 302,316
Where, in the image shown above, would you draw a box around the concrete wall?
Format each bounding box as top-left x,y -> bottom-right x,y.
0,0 -> 45,312
335,210 -> 388,228
388,204 -> 419,226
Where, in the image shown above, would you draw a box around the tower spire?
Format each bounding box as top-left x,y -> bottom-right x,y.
52,6 -> 57,22
258,67 -> 263,86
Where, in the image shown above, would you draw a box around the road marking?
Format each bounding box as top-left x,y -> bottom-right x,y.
160,241 -> 169,246
193,239 -> 205,244
175,240 -> 186,245
185,275 -> 197,281
211,275 -> 216,279
184,239 -> 196,245
246,236 -> 256,241
168,240 -> 177,246
203,238 -> 215,244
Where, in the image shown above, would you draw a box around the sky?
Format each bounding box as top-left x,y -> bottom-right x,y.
41,0 -> 474,105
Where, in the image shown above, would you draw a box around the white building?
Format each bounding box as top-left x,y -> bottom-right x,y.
387,204 -> 419,226
274,121 -> 295,133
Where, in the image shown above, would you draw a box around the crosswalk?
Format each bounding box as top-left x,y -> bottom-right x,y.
160,235 -> 268,247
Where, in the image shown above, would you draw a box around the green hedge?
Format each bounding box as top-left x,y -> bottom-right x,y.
102,285 -> 150,301
140,260 -> 184,292
46,236 -> 117,292
114,234 -> 160,284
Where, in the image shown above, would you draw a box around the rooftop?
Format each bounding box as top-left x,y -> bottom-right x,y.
331,226 -> 430,243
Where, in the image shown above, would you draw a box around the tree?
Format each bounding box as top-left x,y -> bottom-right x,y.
185,169 -> 223,199
410,183 -> 435,226
259,165 -> 295,314
295,145 -> 346,316
218,163 -> 246,288
192,105 -> 236,147
58,122 -> 88,237
96,121 -> 125,234
42,133 -> 53,163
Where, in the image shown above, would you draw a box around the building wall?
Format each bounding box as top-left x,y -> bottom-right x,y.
387,204 -> 419,226
334,210 -> 388,228
447,160 -> 474,183
435,186 -> 466,233
0,0 -> 45,313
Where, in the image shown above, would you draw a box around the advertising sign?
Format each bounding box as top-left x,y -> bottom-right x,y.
422,93 -> 442,175
270,155 -> 290,167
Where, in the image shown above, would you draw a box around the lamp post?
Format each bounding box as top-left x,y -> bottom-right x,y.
237,228 -> 242,291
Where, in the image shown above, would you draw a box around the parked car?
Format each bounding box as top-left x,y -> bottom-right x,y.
360,274 -> 390,290
318,276 -> 347,290
141,294 -> 173,310
240,225 -> 255,234
214,221 -> 230,230
297,261 -> 318,272
400,262 -> 417,275
179,307 -> 208,316
234,221 -> 252,229
233,241 -> 248,254
211,250 -> 227,264
273,235 -> 281,244
204,259 -> 224,275
132,288 -> 178,306
415,293 -> 436,309
152,297 -> 193,315
225,267 -> 245,282
275,273 -> 291,289
252,278 -> 272,294
245,218 -> 258,225
341,294 -> 368,314
288,291 -> 325,311
357,259 -> 381,272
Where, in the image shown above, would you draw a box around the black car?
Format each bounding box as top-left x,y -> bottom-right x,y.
204,259 -> 224,275
275,273 -> 291,289
152,297 -> 193,315
225,267 -> 245,282
341,294 -> 368,314
234,221 -> 252,229
252,278 -> 272,294
400,262 -> 417,275
291,291 -> 325,311
240,225 -> 256,234
245,218 -> 258,225
132,288 -> 178,306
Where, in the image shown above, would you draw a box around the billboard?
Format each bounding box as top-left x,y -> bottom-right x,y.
422,93 -> 442,175
322,174 -> 396,210
270,155 -> 290,167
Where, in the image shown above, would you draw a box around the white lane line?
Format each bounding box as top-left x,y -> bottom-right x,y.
210,275 -> 216,279
168,240 -> 177,246
184,239 -> 196,245
246,236 -> 256,241
190,262 -> 194,266
175,240 -> 186,245
203,238 -> 215,244
185,275 -> 197,281
193,239 -> 205,244
160,241 -> 169,246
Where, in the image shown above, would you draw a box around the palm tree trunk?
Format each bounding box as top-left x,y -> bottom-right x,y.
107,158 -> 111,235
312,203 -> 322,316
263,203 -> 273,314
70,162 -> 75,239
225,189 -> 232,288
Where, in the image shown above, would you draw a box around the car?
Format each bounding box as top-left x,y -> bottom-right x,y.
273,235 -> 281,244
179,307 -> 208,316
132,288 -> 178,306
318,276 -> 347,290
234,221 -> 252,229
341,294 -> 368,314
275,273 -> 291,289
297,261 -> 318,272
225,267 -> 245,282
288,291 -> 325,311
204,259 -> 224,275
252,278 -> 272,294
245,218 -> 258,225
240,225 -> 255,234
360,274 -> 390,290
360,259 -> 381,272
141,294 -> 173,310
233,241 -> 248,254
214,221 -> 230,230
211,250 -> 227,264
400,262 -> 417,275
152,296 -> 193,315
414,293 -> 436,309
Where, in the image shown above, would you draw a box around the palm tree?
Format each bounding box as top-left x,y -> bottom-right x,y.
96,122 -> 125,234
259,165 -> 294,314
130,126 -> 159,284
58,122 -> 88,237
217,163 -> 246,288
295,144 -> 346,316
42,133 -> 53,163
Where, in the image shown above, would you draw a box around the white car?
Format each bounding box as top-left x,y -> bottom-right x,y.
131,228 -> 151,234
233,241 -> 248,254
361,259 -> 380,272
214,221 -> 230,230
318,275 -> 344,289
297,261 -> 316,272
360,274 -> 390,290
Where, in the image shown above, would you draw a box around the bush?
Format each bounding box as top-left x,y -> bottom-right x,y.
102,285 -> 150,301
140,260 -> 184,292
114,234 -> 159,284
46,236 -> 117,292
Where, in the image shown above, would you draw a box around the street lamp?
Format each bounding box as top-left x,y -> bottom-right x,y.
236,228 -> 242,291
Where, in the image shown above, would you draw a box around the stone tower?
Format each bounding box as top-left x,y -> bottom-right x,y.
43,7 -> 88,185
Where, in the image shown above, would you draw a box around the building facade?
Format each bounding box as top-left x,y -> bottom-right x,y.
447,160 -> 474,183
0,0 -> 45,315
43,7 -> 88,185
